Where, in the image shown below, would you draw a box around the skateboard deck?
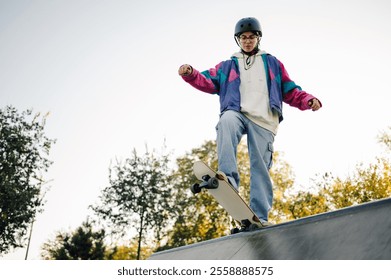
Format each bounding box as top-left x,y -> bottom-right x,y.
192,161 -> 264,231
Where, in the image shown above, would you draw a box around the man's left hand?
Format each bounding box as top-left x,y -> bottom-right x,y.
308,98 -> 321,111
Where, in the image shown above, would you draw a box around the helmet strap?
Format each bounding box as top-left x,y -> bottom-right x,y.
241,47 -> 259,56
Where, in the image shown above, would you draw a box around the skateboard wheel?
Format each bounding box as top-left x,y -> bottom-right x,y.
190,183 -> 201,194
207,177 -> 219,189
230,228 -> 240,235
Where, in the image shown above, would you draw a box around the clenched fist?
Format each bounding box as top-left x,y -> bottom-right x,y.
178,64 -> 193,76
308,98 -> 321,111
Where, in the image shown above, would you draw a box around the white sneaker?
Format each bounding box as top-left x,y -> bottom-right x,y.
260,221 -> 274,227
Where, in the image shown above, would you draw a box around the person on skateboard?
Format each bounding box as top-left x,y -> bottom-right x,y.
178,17 -> 322,226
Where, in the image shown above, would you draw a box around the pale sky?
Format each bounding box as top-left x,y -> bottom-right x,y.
1,0 -> 390,259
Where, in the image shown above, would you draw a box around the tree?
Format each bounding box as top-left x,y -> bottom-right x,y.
41,220 -> 108,260
268,151 -> 299,223
91,145 -> 174,260
108,241 -> 154,260
0,106 -> 55,255
378,126 -> 391,151
322,159 -> 390,208
283,127 -> 391,219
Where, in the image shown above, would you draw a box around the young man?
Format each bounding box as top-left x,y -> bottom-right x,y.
178,17 -> 321,227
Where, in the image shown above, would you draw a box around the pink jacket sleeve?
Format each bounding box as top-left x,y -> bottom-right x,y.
280,61 -> 322,110
182,68 -> 217,94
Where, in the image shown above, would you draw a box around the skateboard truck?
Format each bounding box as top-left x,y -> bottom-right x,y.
191,174 -> 219,194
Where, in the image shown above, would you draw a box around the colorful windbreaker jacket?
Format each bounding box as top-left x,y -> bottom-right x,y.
182,53 -> 319,122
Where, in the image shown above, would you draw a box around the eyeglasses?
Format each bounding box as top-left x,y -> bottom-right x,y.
239,35 -> 259,41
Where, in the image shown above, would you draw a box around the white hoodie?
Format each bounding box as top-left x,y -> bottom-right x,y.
233,51 -> 279,135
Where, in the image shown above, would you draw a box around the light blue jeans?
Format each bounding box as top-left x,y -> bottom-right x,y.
216,110 -> 274,222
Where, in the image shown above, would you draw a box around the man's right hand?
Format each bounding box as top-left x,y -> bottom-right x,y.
178,64 -> 193,76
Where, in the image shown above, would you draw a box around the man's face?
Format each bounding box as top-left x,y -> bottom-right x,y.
238,31 -> 260,53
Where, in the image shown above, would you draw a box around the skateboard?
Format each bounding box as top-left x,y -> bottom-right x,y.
191,161 -> 266,233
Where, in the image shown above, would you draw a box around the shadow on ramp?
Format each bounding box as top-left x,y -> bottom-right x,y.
150,198 -> 391,259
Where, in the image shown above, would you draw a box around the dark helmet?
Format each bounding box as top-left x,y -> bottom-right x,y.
234,17 -> 262,37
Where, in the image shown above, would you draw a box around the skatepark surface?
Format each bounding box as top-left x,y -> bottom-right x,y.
149,198 -> 391,259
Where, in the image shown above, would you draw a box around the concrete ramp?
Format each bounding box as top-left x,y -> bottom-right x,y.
150,198 -> 391,259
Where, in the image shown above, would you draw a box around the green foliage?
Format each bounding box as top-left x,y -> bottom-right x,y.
108,241 -> 154,260
91,145 -> 174,259
287,190 -> 330,219
322,158 -> 391,209
268,151 -> 297,223
279,130 -> 391,220
0,106 -> 55,254
41,220 -> 107,260
378,126 -> 391,151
